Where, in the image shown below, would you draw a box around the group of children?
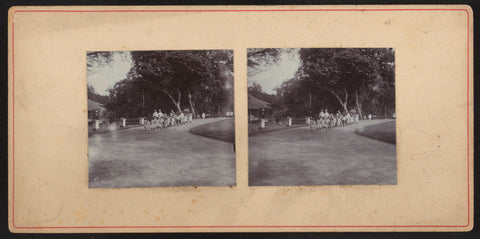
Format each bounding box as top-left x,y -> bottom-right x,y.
144,109 -> 193,131
309,109 -> 359,132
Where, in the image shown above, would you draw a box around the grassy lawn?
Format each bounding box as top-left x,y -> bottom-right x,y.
189,118 -> 235,143
355,120 -> 396,144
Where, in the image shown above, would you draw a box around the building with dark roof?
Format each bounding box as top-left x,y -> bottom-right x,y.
248,94 -> 271,122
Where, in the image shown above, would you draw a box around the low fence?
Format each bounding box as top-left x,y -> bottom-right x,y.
88,117 -> 143,131
125,118 -> 141,125
291,117 -> 307,125
266,117 -> 308,125
249,117 -> 309,130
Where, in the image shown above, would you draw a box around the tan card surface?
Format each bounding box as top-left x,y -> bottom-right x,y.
8,5 -> 473,232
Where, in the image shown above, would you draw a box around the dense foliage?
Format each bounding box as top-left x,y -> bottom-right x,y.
87,84 -> 109,105
248,48 -> 395,118
88,50 -> 233,120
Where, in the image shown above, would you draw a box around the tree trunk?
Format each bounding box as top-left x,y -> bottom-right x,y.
175,91 -> 182,113
330,90 -> 348,113
188,90 -> 196,119
309,90 -> 312,110
355,89 -> 363,119
162,90 -> 182,113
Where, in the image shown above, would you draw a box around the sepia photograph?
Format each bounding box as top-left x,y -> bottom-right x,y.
8,6 -> 473,232
248,48 -> 396,186
87,50 -> 235,188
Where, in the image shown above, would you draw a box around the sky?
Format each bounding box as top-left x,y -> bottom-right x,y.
89,49 -> 300,96
248,49 -> 301,94
87,51 -> 133,96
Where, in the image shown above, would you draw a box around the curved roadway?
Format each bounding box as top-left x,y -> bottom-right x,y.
88,118 -> 236,188
249,120 -> 397,186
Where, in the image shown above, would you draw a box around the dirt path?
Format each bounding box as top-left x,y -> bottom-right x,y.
249,120 -> 396,186
88,118 -> 235,188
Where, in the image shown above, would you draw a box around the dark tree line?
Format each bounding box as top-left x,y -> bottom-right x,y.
88,50 -> 234,120
248,48 -> 395,119
87,84 -> 109,105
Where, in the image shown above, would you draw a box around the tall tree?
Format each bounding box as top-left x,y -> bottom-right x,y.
299,48 -> 350,113
87,84 -> 109,105
131,51 -> 206,113
298,48 -> 394,116
103,50 -> 234,118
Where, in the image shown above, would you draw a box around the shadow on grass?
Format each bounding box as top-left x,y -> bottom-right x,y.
355,120 -> 396,144
189,118 -> 235,143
